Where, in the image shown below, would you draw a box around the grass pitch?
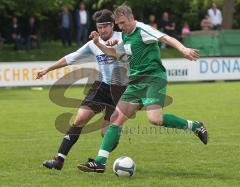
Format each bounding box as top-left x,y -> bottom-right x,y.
0,81 -> 240,187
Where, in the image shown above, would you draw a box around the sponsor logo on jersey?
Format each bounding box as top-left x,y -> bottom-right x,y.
96,54 -> 115,65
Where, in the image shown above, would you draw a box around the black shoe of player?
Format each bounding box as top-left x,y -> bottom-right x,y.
43,156 -> 64,170
77,158 -> 105,173
194,121 -> 208,145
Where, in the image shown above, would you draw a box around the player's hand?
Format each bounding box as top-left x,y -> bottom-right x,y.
35,68 -> 49,79
181,47 -> 199,61
89,31 -> 100,44
106,39 -> 119,46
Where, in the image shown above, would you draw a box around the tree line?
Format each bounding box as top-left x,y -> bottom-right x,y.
0,0 -> 239,41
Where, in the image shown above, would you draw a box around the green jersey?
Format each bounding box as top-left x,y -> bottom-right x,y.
121,21 -> 166,79
118,22 -> 168,106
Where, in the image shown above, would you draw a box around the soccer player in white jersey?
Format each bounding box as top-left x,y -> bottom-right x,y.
35,9 -> 128,170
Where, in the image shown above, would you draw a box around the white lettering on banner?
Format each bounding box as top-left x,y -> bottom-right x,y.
0,58 -> 240,87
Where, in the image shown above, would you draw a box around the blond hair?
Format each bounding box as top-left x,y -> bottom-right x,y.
114,5 -> 133,19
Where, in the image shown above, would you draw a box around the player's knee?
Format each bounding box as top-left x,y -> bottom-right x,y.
74,117 -> 88,127
148,117 -> 163,126
110,111 -> 119,123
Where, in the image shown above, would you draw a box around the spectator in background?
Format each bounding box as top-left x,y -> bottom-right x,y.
181,22 -> 190,36
10,16 -> 24,50
26,16 -> 40,49
0,31 -> 4,49
201,15 -> 212,30
75,2 -> 90,45
160,11 -> 176,48
208,2 -> 222,30
148,14 -> 158,29
59,5 -> 72,47
161,12 -> 176,36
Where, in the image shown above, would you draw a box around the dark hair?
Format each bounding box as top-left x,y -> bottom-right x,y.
93,9 -> 114,24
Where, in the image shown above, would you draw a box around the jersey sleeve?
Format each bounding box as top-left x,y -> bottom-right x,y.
114,42 -> 130,62
111,31 -> 123,52
114,42 -> 125,55
64,42 -> 92,65
137,22 -> 166,44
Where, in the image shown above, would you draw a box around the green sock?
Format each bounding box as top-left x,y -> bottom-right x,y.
162,114 -> 199,131
95,124 -> 121,164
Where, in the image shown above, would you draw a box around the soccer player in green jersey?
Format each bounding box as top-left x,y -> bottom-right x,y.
77,5 -> 208,173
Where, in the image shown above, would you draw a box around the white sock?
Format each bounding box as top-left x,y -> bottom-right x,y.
187,120 -> 193,130
98,150 -> 109,158
57,153 -> 66,159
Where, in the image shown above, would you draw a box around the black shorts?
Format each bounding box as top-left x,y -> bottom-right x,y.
81,81 -> 127,121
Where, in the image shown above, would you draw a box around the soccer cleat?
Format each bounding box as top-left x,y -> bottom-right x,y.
77,158 -> 105,173
43,156 -> 64,170
194,121 -> 208,145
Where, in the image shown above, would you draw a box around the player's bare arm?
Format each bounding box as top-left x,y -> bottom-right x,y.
106,38 -> 119,46
35,57 -> 68,79
160,35 -> 200,61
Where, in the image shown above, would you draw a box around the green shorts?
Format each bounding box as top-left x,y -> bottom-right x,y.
120,73 -> 167,107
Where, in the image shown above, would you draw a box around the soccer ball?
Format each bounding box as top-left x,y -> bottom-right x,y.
113,156 -> 136,177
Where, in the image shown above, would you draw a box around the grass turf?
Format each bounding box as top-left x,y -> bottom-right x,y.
0,81 -> 239,186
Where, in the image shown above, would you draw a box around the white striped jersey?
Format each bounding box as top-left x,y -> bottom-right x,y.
64,31 -> 129,85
